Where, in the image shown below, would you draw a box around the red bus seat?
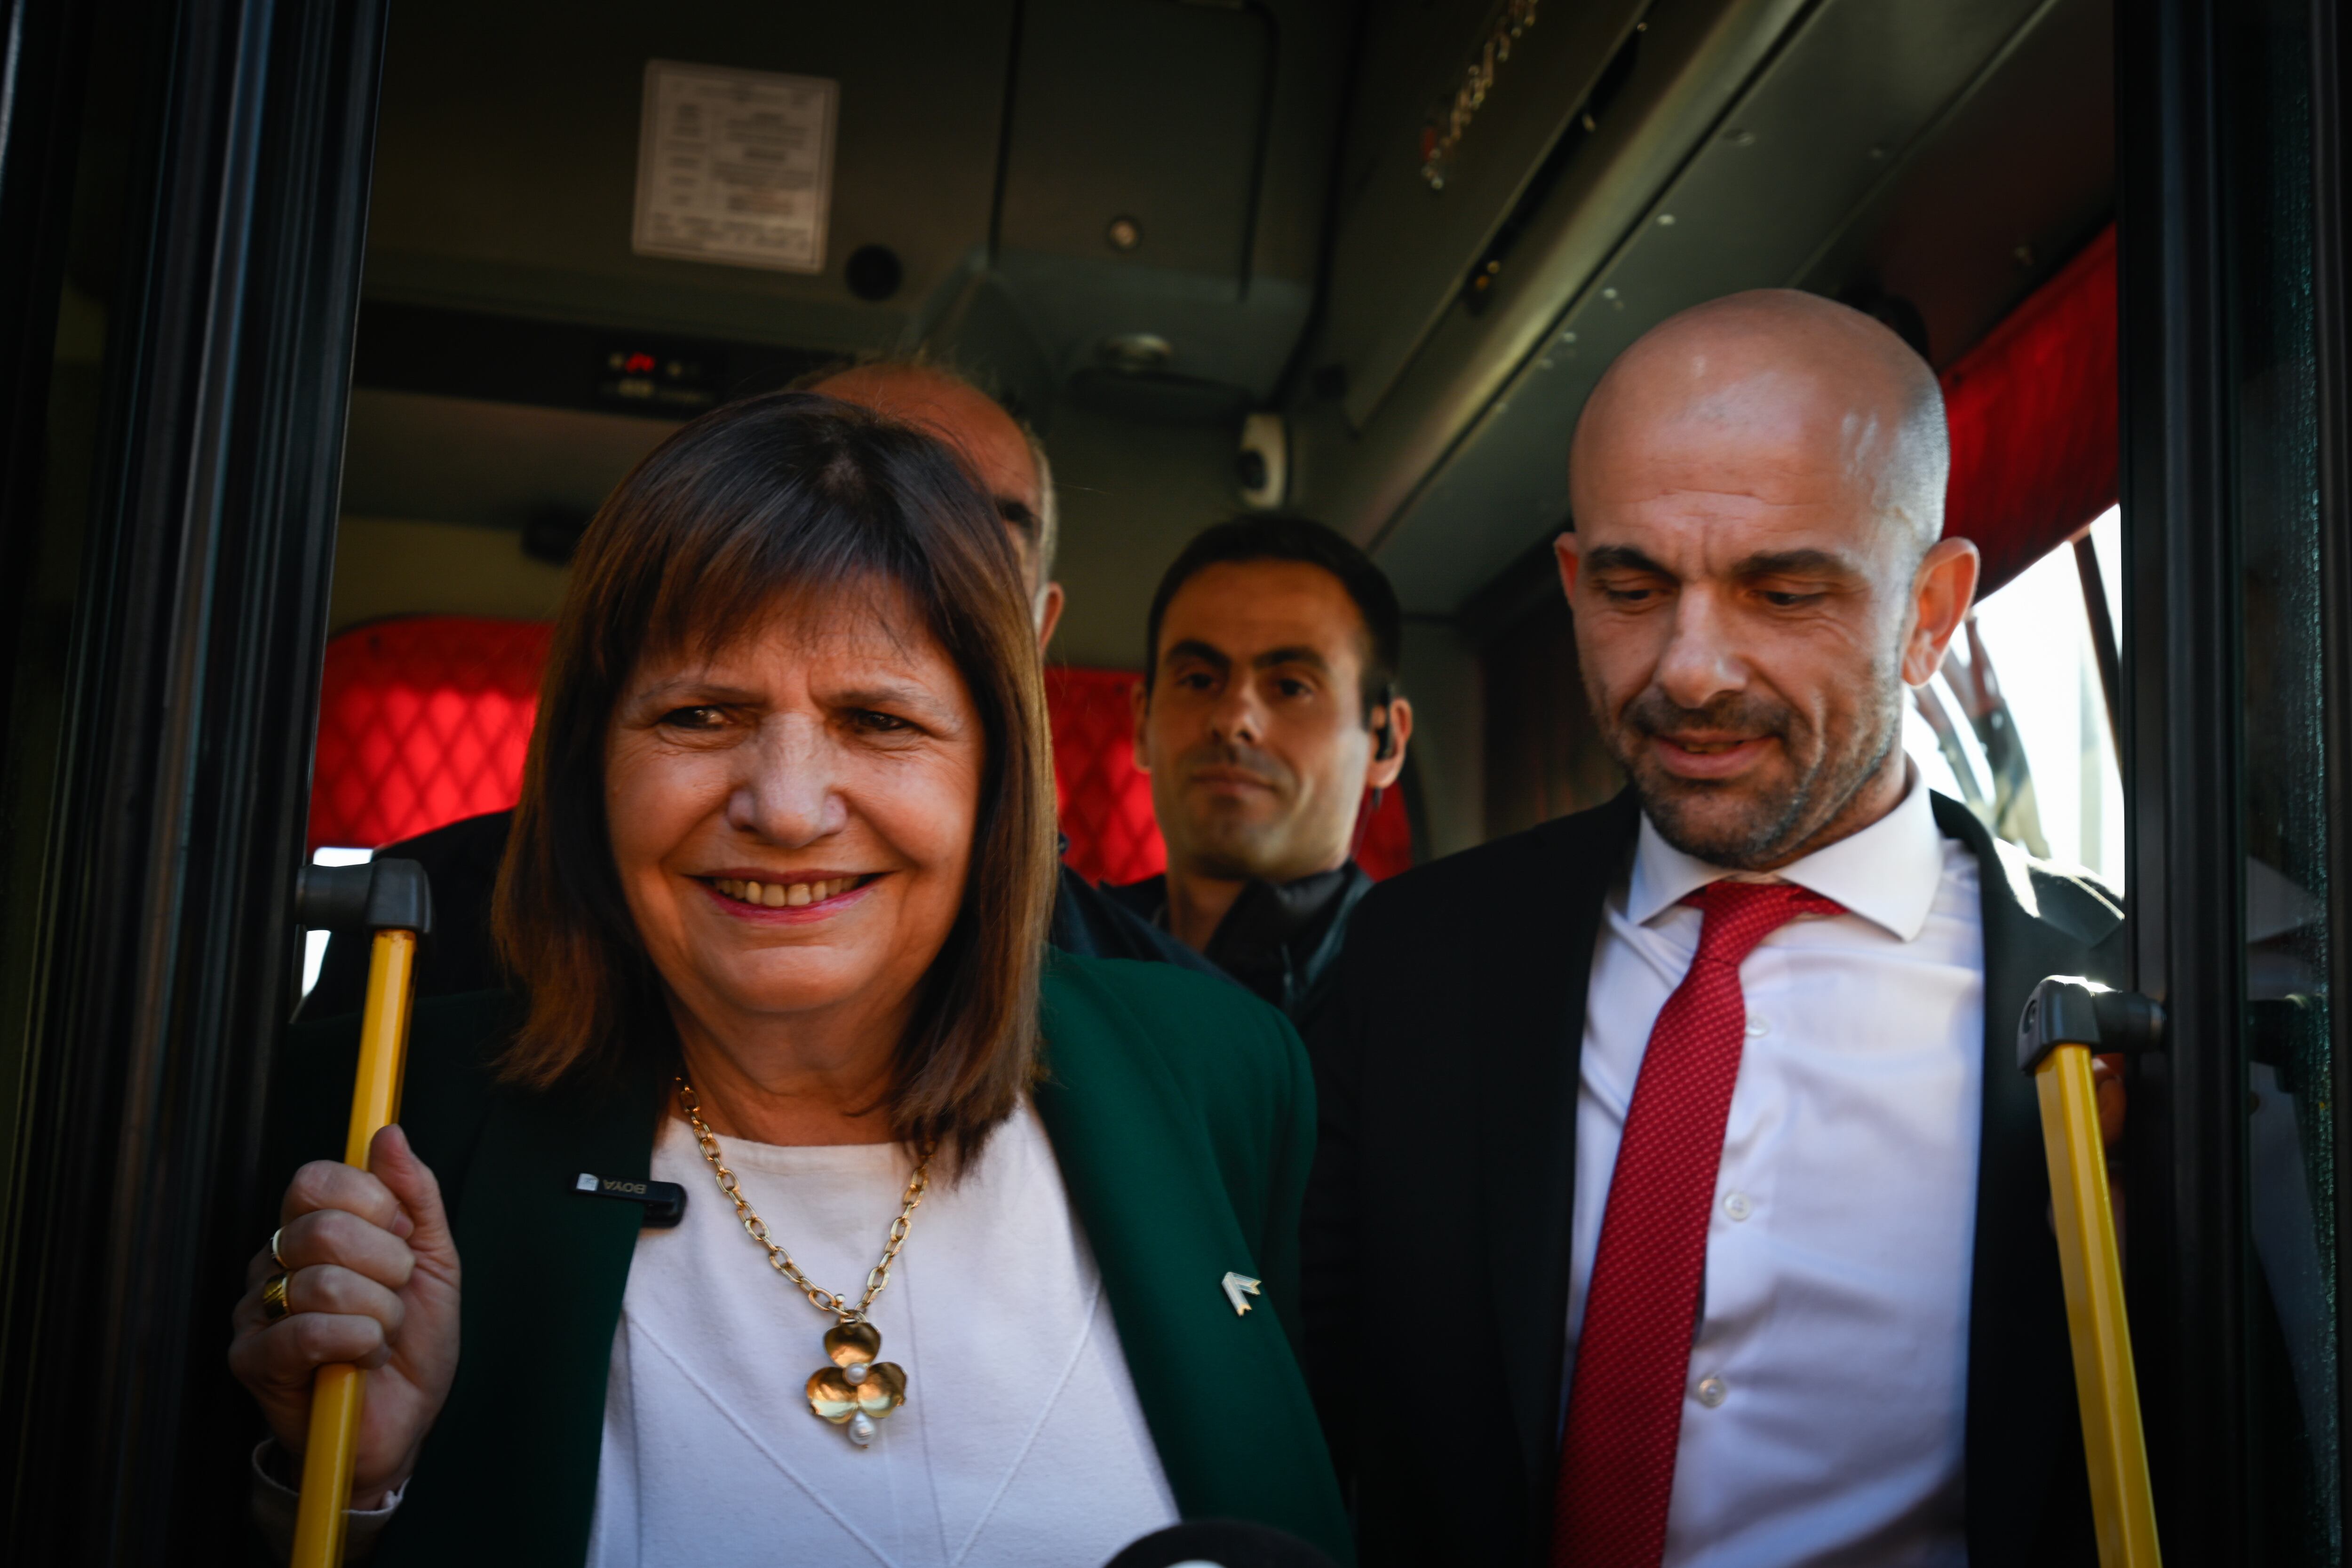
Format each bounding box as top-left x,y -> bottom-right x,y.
307,616 -> 551,853
309,616 -> 1414,885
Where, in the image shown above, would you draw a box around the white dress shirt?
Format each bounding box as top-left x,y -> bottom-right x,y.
587,1103 -> 1179,1567
1566,778 -> 1985,1567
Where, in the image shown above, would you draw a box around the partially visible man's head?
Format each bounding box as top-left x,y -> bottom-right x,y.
810,358 -> 1064,646
1558,288 -> 1976,869
1135,518 -> 1413,886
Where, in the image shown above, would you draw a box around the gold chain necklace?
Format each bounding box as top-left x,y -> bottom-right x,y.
676,1078 -> 933,1448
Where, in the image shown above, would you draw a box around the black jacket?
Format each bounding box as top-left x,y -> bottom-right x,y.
1104,863 -> 1372,1034
1303,790 -> 2122,1567
303,810 -> 1223,1019
1048,852 -> 1232,980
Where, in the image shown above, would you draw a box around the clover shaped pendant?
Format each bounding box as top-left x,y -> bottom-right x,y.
805,1320 -> 908,1448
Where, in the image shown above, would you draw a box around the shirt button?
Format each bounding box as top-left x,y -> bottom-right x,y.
1745,1016 -> 1770,1037
1723,1191 -> 1753,1221
1695,1376 -> 1728,1409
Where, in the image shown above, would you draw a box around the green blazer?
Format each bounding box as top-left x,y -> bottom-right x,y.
264,952 -> 1353,1565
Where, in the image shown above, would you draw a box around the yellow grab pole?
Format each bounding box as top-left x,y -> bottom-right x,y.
289,927 -> 418,1568
2034,1039 -> 2160,1568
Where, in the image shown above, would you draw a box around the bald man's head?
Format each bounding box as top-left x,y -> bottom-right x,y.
1555,289 -> 1977,869
1570,288 -> 1948,559
809,360 -> 1063,642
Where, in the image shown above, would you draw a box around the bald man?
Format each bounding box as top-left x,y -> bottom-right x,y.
1304,292 -> 2122,1567
305,359 -> 1211,1016
815,359 -> 1067,646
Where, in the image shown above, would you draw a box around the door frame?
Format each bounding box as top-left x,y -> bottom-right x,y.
0,0 -> 386,1552
2117,0 -> 2248,1555
2119,0 -> 2352,1555
2312,0 -> 2352,1537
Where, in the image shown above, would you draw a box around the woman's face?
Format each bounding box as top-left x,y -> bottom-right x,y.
605,585 -> 983,1050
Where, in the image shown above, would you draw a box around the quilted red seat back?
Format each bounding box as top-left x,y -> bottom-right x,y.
308,616 -> 551,851
308,618 -> 1413,884
1044,666 -> 1168,885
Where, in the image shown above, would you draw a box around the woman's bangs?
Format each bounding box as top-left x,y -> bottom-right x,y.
638,480 -> 912,673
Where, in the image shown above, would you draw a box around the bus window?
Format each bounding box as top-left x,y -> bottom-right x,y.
1906,505 -> 2127,884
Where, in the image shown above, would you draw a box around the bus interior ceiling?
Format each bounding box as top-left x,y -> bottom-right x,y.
342,0 -> 2112,861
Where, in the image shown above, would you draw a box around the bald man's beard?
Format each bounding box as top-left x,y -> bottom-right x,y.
1591,669 -> 1904,871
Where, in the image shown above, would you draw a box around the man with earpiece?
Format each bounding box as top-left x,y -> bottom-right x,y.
1107,518 -> 1414,1032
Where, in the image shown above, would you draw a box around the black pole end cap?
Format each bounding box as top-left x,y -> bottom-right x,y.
295,857 -> 434,935
2018,974 -> 2164,1074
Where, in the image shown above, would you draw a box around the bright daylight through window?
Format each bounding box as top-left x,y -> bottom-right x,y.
301,845 -> 376,994
1902,507 -> 2124,885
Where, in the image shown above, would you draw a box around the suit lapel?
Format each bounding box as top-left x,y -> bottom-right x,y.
1938,795 -> 2106,1561
1483,791 -> 1640,1504
383,1064 -> 660,1568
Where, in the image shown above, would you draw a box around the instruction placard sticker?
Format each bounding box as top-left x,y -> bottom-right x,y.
633,61 -> 836,274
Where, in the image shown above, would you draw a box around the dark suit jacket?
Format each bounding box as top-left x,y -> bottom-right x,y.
266,954 -> 1352,1565
302,808 -> 1222,1017
1303,790 -> 2124,1567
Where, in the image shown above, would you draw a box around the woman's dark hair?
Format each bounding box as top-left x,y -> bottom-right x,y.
494,392 -> 1057,1163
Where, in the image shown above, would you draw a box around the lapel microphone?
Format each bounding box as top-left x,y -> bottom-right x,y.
574,1172 -> 689,1227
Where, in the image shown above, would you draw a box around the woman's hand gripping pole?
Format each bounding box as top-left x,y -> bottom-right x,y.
288,858 -> 433,1568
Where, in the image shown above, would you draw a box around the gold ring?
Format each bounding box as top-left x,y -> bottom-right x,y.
262,1271 -> 291,1322
269,1227 -> 286,1269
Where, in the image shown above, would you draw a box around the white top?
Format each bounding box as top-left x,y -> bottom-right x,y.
587,1102 -> 1179,1567
1567,778 -> 1985,1567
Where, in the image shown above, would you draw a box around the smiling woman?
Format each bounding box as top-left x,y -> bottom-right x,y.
497,392 -> 1048,1162
229,394 -> 1350,1568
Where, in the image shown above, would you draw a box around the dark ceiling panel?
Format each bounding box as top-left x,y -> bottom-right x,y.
351,302 -> 828,417
1796,0 -> 2114,365
1318,0 -> 1652,429
338,390 -> 678,530
996,0 -> 1272,280
363,0 -> 1018,348
1365,0 -> 2108,615
977,0 -> 1352,405
1287,0 -> 1810,571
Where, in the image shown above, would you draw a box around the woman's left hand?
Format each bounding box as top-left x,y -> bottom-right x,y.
228,1125 -> 462,1508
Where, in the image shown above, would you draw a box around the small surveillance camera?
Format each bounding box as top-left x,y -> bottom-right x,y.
1236,411 -> 1288,510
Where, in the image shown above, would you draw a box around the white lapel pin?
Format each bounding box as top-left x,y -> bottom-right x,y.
1221,1272 -> 1262,1317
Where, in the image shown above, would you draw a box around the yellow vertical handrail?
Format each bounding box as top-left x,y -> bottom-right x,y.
2034,1039 -> 2161,1568
288,927 -> 417,1568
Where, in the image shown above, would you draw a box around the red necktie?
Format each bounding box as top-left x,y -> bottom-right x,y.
1551,879 -> 1844,1568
